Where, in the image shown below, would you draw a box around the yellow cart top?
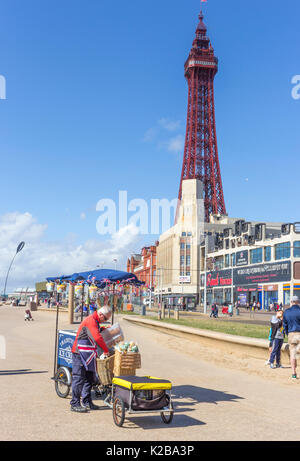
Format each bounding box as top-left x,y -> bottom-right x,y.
112,376 -> 172,391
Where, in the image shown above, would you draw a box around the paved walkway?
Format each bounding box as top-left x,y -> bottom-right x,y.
0,307 -> 300,441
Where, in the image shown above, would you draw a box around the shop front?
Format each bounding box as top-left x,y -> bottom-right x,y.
262,285 -> 279,309
233,261 -> 291,308
206,269 -> 233,305
235,285 -> 259,307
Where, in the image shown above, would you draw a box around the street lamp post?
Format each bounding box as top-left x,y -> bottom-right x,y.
3,242 -> 25,298
113,259 -> 117,271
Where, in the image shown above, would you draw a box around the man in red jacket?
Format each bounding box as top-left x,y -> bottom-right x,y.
70,306 -> 112,413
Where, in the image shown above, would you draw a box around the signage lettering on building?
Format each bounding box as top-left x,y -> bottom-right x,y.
236,250 -> 249,267
234,261 -> 291,286
179,276 -> 191,284
207,270 -> 232,287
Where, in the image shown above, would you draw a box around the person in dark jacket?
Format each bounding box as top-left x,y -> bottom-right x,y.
283,296 -> 300,380
70,306 -> 112,412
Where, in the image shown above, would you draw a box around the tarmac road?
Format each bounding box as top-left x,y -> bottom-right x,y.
1,307 -> 300,442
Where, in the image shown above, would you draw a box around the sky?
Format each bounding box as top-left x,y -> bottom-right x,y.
0,0 -> 299,290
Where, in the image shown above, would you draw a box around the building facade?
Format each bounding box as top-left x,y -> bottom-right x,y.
200,222 -> 300,308
127,244 -> 157,290
155,179 -> 242,309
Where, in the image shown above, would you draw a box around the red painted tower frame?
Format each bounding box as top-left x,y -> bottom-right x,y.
178,10 -> 227,222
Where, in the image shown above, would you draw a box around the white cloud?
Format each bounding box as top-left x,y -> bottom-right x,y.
0,212 -> 142,291
80,212 -> 86,220
165,134 -> 185,153
158,118 -> 181,132
143,127 -> 157,143
143,118 -> 184,154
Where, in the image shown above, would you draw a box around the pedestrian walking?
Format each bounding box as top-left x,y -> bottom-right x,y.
214,304 -> 219,318
210,304 -> 216,318
283,296 -> 300,380
269,310 -> 285,369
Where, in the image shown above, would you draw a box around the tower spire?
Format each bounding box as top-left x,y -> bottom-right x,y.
197,10 -> 207,33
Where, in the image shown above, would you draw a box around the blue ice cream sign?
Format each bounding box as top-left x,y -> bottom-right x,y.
57,331 -> 77,368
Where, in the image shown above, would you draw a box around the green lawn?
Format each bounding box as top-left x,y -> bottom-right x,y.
120,311 -> 271,340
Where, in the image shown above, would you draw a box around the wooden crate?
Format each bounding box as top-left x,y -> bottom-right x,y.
114,350 -> 141,370
113,350 -> 141,376
96,355 -> 115,386
113,366 -> 137,377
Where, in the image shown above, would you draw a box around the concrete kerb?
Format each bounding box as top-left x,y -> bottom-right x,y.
122,315 -> 290,365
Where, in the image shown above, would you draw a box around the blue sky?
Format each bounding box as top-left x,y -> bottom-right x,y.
0,0 -> 299,286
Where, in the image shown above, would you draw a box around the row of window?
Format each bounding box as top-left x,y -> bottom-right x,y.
216,242 -> 300,269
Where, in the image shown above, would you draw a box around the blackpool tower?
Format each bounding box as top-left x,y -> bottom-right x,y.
178,10 -> 227,222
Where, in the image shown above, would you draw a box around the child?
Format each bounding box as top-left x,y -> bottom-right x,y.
269,310 -> 285,369
24,309 -> 34,321
265,325 -> 273,365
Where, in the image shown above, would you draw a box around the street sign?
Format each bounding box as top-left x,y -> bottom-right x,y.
179,276 -> 191,284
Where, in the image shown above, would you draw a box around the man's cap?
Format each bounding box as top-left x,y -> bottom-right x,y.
291,296 -> 300,303
97,305 -> 112,318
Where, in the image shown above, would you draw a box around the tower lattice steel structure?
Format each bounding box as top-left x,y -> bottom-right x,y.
178,11 -> 227,222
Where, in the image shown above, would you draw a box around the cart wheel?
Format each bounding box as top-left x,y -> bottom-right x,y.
113,397 -> 125,427
161,402 -> 174,425
55,367 -> 71,399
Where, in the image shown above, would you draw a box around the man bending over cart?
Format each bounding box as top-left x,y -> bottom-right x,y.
70,306 -> 112,413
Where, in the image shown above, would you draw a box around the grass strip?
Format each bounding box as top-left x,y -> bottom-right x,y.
121,311 -> 270,340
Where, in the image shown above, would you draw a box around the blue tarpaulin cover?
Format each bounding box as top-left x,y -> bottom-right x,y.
46,269 -> 143,287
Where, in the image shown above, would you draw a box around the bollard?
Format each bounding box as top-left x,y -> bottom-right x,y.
157,310 -> 162,320
161,305 -> 165,319
166,308 -> 170,319
141,305 -> 146,316
174,308 -> 179,320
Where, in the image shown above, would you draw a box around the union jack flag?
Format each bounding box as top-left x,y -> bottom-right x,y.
77,337 -> 97,372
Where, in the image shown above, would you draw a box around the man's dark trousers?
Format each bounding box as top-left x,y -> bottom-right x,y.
70,353 -> 95,407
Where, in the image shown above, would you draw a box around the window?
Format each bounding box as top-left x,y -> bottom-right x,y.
294,241 -> 300,258
250,248 -> 263,264
264,246 -> 272,262
214,256 -> 224,270
180,243 -> 185,250
186,255 -> 191,265
231,253 -> 236,266
180,255 -> 185,265
187,232 -> 192,236
182,232 -> 186,237
275,242 -> 291,260
225,254 -> 230,268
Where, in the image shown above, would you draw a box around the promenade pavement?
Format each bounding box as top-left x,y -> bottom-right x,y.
1,306 -> 300,441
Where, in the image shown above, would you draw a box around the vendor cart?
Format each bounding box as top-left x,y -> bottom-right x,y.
49,268 -> 141,396
110,376 -> 174,427
54,336 -> 174,427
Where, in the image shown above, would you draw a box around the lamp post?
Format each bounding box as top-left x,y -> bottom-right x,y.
3,242 -> 25,298
113,259 -> 117,270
